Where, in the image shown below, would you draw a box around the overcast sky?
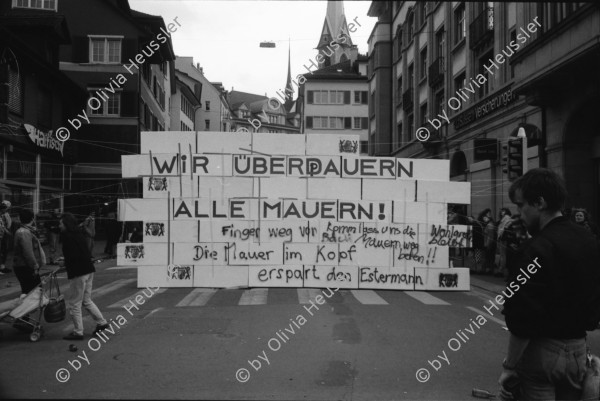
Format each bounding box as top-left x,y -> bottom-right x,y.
128,0 -> 376,97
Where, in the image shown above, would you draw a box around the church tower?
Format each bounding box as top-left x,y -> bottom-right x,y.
316,1 -> 358,67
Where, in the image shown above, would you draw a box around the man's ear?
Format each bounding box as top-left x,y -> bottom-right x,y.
535,196 -> 548,210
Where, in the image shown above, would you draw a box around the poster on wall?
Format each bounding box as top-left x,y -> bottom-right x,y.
118,131 -> 472,291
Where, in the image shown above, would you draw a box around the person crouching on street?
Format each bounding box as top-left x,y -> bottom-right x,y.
60,213 -> 108,340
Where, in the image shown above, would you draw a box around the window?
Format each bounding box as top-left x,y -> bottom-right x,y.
88,90 -> 120,117
508,29 -> 516,79
89,37 -> 122,63
8,66 -> 23,115
420,103 -> 428,127
181,94 -> 194,119
407,113 -> 414,141
454,3 -> 466,44
407,9 -> 415,39
394,26 -> 403,59
396,77 -> 402,103
420,47 -> 427,80
309,90 -> 350,104
417,2 -> 426,27
205,120 -> 210,130
269,115 -> 278,124
435,28 -> 445,60
153,77 -> 165,109
478,51 -> 494,98
353,91 -> 368,104
407,64 -> 414,89
396,123 -> 403,148
454,73 -> 466,111
435,90 -> 445,119
540,3 -> 584,32
12,0 -> 57,10
180,122 -> 192,131
353,117 -> 368,129
205,101 -> 210,111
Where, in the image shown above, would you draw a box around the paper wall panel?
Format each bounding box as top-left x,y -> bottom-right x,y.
119,199 -> 168,221
415,267 -> 470,291
392,202 -> 447,225
248,265 -> 305,287
141,131 -> 196,154
362,179 -> 416,202
196,132 -> 252,154
417,181 -> 471,204
303,266 -> 358,289
357,266 -> 420,290
307,178 -> 361,200
193,266 -> 249,288
259,176 -> 307,199
172,242 -> 229,266
117,243 -> 167,266
251,133 -> 307,155
306,134 -> 360,156
395,158 -> 450,181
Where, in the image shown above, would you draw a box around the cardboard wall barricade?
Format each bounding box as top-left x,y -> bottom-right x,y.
118,131 -> 472,290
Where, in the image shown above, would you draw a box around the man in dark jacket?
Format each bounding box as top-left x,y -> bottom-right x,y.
60,213 -> 108,340
498,168 -> 600,400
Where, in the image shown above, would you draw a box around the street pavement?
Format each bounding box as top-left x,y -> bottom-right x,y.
1,246 -> 600,400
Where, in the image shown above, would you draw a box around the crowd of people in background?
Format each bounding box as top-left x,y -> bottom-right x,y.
460,204 -> 600,279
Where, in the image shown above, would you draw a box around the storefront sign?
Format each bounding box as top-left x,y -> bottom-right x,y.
473,138 -> 498,161
453,88 -> 517,130
24,124 -> 64,156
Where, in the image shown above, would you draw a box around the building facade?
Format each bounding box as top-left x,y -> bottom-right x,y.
175,57 -> 232,133
58,0 -> 176,213
367,1 -> 600,222
228,91 -> 300,135
0,0 -> 86,215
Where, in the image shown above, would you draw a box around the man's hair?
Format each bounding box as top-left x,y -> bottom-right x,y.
18,209 -> 34,224
508,168 -> 567,212
60,213 -> 80,233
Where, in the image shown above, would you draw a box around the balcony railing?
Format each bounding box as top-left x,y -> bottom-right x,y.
428,57 -> 445,87
402,88 -> 414,112
469,7 -> 494,50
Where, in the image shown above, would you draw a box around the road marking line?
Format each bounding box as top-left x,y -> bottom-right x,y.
238,288 -> 268,305
466,306 -> 506,326
350,290 -> 388,305
92,279 -> 136,298
108,288 -> 166,308
144,307 -> 164,319
297,288 -> 322,304
176,288 -> 217,307
405,291 -> 450,305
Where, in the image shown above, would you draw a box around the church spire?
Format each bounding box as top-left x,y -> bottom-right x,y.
316,1 -> 355,67
285,39 -> 293,104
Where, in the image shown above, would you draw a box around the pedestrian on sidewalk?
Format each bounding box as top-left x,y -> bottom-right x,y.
45,210 -> 61,264
12,209 -> 44,295
498,168 -> 600,401
0,201 -> 13,274
103,211 -> 120,258
496,208 -> 512,277
60,212 -> 108,341
468,215 -> 485,274
79,211 -> 95,259
478,208 -> 497,274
